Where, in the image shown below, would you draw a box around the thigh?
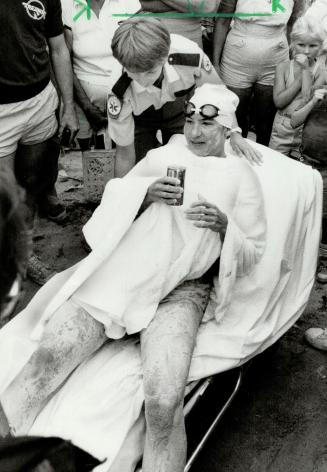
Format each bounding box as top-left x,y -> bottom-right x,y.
220,30 -> 257,89
40,300 -> 107,364
14,137 -> 60,194
0,103 -> 25,159
140,280 -> 210,397
257,34 -> 289,87
21,82 -> 59,147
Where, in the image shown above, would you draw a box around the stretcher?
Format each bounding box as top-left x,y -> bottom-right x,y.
184,367 -> 244,471
135,366 -> 245,472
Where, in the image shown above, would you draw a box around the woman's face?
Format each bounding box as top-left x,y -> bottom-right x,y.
184,113 -> 226,157
125,62 -> 165,88
293,37 -> 321,60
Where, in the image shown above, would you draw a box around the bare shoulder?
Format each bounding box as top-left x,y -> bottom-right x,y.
276,61 -> 289,77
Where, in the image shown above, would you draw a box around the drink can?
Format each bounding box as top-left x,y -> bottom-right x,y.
167,166 -> 186,206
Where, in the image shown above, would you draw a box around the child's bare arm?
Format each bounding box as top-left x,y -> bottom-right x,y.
273,62 -> 302,109
290,89 -> 327,128
301,64 -> 326,102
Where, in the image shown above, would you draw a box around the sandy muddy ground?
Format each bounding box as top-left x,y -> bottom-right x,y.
12,150 -> 327,472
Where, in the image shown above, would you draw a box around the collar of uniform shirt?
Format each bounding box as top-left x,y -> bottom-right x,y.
132,62 -> 180,93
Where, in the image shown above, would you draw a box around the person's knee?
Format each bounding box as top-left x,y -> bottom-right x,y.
28,344 -> 61,379
145,386 -> 184,432
15,137 -> 60,196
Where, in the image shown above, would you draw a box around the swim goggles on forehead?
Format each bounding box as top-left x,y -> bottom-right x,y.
184,102 -> 220,119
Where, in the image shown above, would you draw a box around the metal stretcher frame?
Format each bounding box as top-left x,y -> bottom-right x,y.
135,366 -> 244,472
183,366 -> 244,471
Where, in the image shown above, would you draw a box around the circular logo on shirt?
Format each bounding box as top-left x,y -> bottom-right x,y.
108,94 -> 122,119
22,0 -> 46,20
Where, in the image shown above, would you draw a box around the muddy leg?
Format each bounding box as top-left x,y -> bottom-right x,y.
141,299 -> 204,472
1,300 -> 106,435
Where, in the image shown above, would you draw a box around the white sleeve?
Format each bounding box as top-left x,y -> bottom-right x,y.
228,164 -> 267,276
60,0 -> 73,29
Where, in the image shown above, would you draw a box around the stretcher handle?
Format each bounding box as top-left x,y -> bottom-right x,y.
184,368 -> 243,472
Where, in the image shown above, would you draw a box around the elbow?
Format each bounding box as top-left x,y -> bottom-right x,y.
273,97 -> 284,110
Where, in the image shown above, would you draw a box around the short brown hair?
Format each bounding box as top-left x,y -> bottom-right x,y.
111,17 -> 171,72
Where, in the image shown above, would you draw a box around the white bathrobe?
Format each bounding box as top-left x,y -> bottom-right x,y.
0,137 -> 322,472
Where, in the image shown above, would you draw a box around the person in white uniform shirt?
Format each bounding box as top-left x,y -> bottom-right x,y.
62,0 -> 140,150
108,17 -> 262,177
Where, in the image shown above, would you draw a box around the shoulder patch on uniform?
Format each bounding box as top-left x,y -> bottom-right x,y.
112,72 -> 132,99
202,55 -> 212,72
168,53 -> 200,68
108,94 -> 122,119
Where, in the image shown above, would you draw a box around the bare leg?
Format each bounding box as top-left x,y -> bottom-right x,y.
141,298 -> 205,472
1,300 -> 106,435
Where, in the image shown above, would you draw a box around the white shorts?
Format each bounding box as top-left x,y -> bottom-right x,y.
220,20 -> 289,88
0,81 -> 59,158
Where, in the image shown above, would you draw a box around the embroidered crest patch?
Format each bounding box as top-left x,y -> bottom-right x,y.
108,94 -> 122,119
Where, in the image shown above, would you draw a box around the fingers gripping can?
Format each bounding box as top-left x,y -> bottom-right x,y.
167,166 -> 186,206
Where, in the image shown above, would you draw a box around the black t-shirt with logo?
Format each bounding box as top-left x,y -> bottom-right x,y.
0,0 -> 63,103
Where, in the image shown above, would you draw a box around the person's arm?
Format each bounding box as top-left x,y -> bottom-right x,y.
287,0 -> 306,43
295,60 -> 326,110
273,62 -> 302,109
301,68 -> 314,103
184,163 -> 266,266
115,144 -> 136,178
212,0 -> 237,69
303,65 -> 327,99
48,33 -> 79,138
229,132 -> 263,165
189,165 -> 266,274
291,88 -> 327,128
108,97 -> 136,177
229,165 -> 266,275
64,28 -> 107,132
